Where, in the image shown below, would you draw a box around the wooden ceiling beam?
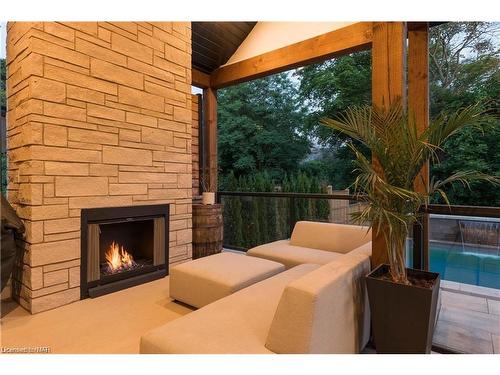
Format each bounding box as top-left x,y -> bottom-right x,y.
192,69 -> 211,89
210,22 -> 373,89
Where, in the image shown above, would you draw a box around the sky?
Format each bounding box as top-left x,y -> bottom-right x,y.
0,22 -> 6,59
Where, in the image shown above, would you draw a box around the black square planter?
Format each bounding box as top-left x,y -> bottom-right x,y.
366,264 -> 440,353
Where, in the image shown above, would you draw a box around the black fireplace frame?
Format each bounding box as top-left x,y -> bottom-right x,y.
80,204 -> 169,298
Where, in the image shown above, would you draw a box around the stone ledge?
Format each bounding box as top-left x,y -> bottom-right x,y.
31,287 -> 80,314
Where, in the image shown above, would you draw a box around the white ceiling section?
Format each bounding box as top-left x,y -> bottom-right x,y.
224,21 -> 355,66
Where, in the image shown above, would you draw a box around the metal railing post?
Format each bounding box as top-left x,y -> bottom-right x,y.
289,197 -> 295,237
412,221 -> 423,270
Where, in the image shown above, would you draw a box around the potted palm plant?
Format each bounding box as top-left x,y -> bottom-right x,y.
321,99 -> 498,353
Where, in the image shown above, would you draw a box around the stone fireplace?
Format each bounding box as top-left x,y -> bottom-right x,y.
81,204 -> 169,298
6,22 -> 193,313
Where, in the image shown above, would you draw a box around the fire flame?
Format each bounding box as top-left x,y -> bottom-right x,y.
105,241 -> 136,272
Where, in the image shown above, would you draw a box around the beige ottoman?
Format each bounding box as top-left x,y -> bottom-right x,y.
170,252 -> 285,308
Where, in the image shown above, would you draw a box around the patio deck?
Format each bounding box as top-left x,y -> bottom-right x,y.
1,274 -> 498,354
434,280 -> 500,353
0,277 -> 193,354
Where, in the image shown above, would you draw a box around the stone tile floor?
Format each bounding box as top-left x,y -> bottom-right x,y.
433,281 -> 500,353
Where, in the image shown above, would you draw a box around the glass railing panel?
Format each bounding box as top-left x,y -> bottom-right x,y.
219,193 -> 364,250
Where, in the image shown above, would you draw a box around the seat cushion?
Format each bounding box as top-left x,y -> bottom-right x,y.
169,252 -> 285,308
247,240 -> 342,269
141,263 -> 321,354
290,221 -> 371,254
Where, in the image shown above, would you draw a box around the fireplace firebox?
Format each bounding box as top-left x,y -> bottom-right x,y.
80,204 -> 169,298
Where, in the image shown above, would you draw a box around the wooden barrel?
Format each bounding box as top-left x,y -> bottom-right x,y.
192,204 -> 223,259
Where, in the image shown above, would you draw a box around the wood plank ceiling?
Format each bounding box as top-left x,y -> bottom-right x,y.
192,22 -> 257,74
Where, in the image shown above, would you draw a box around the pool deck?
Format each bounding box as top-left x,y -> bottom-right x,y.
434,280 -> 500,353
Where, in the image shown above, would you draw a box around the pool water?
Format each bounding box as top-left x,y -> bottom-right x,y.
429,243 -> 500,289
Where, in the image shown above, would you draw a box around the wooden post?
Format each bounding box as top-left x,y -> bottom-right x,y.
408,22 -> 430,270
372,22 -> 407,107
203,87 -> 218,192
371,22 -> 407,268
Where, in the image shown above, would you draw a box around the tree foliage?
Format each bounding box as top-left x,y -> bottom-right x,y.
295,51 -> 372,190
295,51 -> 371,144
217,73 -> 310,183
428,22 -> 500,205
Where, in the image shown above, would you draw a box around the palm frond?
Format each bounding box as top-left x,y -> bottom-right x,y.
430,171 -> 500,202
423,102 -> 490,148
320,105 -> 374,144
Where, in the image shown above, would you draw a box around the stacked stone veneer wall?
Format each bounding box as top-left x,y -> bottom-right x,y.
6,22 -> 193,313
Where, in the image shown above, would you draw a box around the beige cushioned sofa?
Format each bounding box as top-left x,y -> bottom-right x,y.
140,246 -> 371,354
247,221 -> 372,268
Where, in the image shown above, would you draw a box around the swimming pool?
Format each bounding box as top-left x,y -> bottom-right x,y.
429,243 -> 500,289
